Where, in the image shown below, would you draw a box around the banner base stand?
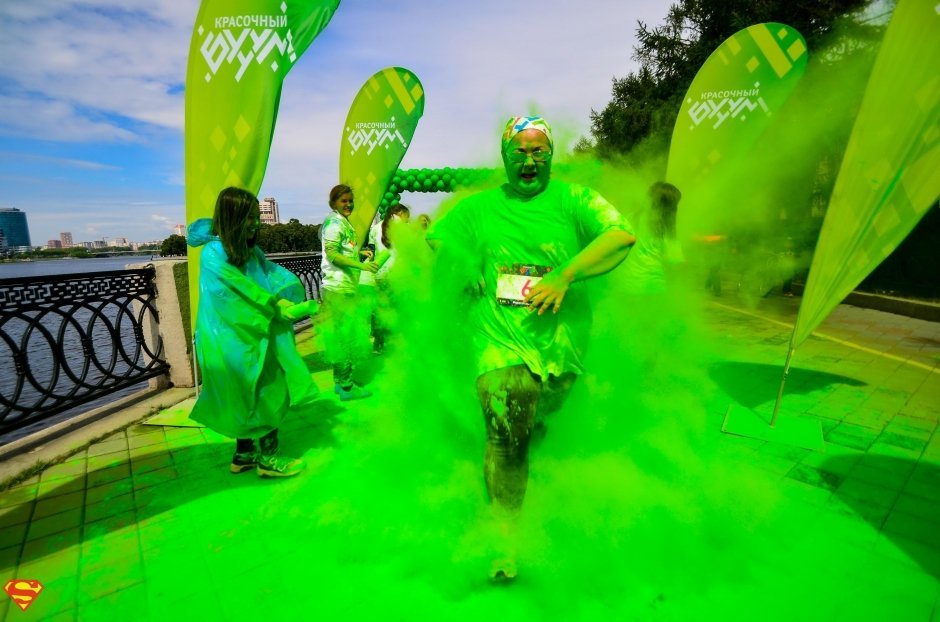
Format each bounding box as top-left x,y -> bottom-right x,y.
721,404 -> 824,451
143,397 -> 203,428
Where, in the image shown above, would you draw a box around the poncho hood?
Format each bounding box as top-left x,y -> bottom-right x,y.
187,218 -> 216,247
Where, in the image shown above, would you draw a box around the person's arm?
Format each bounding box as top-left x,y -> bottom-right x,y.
374,248 -> 392,269
525,229 -> 635,315
324,240 -> 378,273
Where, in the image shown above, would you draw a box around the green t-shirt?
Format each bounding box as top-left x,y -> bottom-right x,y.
320,211 -> 359,293
429,180 -> 632,379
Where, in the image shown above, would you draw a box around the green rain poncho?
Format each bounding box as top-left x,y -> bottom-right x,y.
187,219 -> 317,439
429,180 -> 632,379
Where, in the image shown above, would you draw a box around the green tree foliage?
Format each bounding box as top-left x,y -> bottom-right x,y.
161,234 -> 188,257
590,0 -> 880,156
256,219 -> 320,254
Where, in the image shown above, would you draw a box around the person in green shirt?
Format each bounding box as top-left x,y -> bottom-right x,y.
428,116 -> 636,581
320,184 -> 378,400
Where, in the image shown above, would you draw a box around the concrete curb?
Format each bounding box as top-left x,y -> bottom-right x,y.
791,282 -> 940,322
0,387 -> 194,489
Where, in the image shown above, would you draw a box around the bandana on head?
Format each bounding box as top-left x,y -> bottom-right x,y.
501,116 -> 553,151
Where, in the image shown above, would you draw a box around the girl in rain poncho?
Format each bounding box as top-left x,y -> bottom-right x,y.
188,187 -> 317,478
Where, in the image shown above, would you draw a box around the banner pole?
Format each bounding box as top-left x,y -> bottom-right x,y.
771,346 -> 796,427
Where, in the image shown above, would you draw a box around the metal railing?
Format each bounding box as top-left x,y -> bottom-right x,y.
0,255 -> 323,436
0,267 -> 169,434
270,253 -> 323,302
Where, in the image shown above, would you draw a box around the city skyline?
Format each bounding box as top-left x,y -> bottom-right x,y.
6,197 -> 294,250
0,1 -> 670,245
0,208 -> 179,248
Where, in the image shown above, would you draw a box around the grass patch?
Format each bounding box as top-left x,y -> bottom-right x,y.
173,261 -> 192,356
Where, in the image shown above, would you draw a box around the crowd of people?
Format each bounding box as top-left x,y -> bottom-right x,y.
187,115 -> 695,582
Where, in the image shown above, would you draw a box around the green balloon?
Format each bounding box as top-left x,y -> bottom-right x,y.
435,180 -> 445,190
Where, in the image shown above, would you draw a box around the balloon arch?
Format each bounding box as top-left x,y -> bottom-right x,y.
379,167 -> 496,213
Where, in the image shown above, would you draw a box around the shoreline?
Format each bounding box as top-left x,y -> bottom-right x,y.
0,253 -> 163,263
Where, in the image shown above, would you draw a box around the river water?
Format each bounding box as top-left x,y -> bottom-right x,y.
0,255 -> 163,279
0,256 -> 170,448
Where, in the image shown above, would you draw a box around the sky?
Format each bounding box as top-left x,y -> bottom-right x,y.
0,0 -> 674,246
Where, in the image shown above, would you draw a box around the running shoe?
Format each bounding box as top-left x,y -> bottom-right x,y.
257,454 -> 304,478
230,451 -> 258,474
337,385 -> 372,401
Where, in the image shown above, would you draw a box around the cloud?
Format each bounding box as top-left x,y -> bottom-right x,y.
263,0 -> 671,223
0,95 -> 140,142
1,0 -> 677,243
0,151 -> 120,171
0,0 -> 195,141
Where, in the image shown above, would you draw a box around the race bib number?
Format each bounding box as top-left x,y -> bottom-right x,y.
496,264 -> 553,306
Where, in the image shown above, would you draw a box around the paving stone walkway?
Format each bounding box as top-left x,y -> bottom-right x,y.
1,292 -> 938,620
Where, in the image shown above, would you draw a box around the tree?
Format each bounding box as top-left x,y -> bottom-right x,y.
257,219 -> 320,254
161,234 -> 187,257
589,0 -> 881,156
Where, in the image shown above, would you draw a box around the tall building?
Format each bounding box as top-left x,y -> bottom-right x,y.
174,224 -> 186,237
0,208 -> 31,247
60,232 -> 73,247
47,240 -> 63,249
259,197 -> 280,225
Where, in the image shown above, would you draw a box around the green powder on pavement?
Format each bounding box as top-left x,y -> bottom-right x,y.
241,156 -> 885,618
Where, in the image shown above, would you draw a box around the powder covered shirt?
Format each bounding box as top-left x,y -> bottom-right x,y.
428,180 -> 633,379
321,211 -> 360,293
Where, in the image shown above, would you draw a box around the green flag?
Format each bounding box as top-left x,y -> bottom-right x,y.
184,0 -> 340,317
339,67 -> 425,246
791,0 -> 940,347
667,23 -> 808,237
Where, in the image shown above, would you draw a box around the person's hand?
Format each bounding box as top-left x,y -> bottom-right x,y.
360,261 -> 379,273
360,249 -> 374,261
276,298 -> 297,321
524,270 -> 573,315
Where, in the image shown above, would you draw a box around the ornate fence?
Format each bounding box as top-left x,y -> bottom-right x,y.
0,254 -> 324,438
270,253 -> 323,302
0,267 -> 169,434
